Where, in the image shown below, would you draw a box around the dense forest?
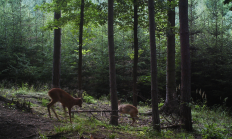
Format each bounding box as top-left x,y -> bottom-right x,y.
1,0 -> 232,109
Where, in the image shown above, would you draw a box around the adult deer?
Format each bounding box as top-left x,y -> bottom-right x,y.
47,88 -> 82,124
118,100 -> 138,125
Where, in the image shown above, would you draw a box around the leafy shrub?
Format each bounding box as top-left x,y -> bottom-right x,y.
41,98 -> 49,107
83,92 -> 97,104
201,123 -> 226,139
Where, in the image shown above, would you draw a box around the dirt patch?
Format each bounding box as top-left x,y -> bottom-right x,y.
0,101 -> 61,139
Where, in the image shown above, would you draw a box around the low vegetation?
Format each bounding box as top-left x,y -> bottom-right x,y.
0,84 -> 232,139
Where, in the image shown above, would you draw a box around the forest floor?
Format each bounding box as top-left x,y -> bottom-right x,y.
0,100 -> 61,139
0,92 -> 156,139
0,89 -> 231,139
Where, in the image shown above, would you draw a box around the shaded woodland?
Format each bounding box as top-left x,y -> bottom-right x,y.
1,0 -> 232,133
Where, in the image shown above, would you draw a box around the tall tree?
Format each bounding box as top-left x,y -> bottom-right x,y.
148,0 -> 160,131
179,0 -> 193,131
52,7 -> 61,88
161,0 -> 177,114
78,0 -> 84,96
108,0 -> 118,126
133,0 -> 138,107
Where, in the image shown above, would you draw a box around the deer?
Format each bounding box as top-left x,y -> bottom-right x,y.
118,100 -> 139,125
47,88 -> 82,124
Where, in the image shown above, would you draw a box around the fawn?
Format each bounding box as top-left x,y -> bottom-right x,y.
118,100 -> 138,125
47,88 -> 82,124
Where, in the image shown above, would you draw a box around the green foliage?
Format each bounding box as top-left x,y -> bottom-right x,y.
38,132 -> 48,139
35,0 -> 104,30
1,0 -> 232,109
201,123 -> 226,139
108,133 -> 116,139
192,101 -> 232,138
189,0 -> 232,106
0,0 -> 53,85
54,124 -> 75,133
83,92 -> 97,104
158,98 -> 164,108
127,49 -> 144,60
41,98 -> 49,107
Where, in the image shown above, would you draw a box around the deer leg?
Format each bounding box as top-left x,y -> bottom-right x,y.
51,106 -> 60,120
130,114 -> 136,125
47,100 -> 56,118
68,107 -> 72,124
62,105 -> 67,122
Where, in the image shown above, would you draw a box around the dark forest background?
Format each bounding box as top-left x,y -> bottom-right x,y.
1,0 -> 232,107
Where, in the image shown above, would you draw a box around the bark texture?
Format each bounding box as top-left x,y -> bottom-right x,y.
148,0 -> 160,131
160,0 -> 179,115
108,0 -> 118,126
78,0 -> 84,96
133,0 -> 138,107
179,0 -> 193,131
52,11 -> 61,88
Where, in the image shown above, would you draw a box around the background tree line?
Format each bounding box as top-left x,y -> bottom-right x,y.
1,0 -> 232,108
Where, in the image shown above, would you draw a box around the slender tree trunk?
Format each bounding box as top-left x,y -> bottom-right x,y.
179,0 -> 193,131
52,11 -> 61,88
108,0 -> 118,126
133,0 -> 138,107
148,0 -> 160,132
165,0 -> 176,106
78,0 -> 84,96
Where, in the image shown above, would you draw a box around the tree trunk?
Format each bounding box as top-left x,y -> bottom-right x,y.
133,0 -> 138,107
52,11 -> 61,88
161,0 -> 178,115
78,0 -> 84,97
108,0 -> 118,126
148,0 -> 160,132
179,0 -> 193,131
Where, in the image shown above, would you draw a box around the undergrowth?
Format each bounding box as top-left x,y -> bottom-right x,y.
192,100 -> 232,139
0,82 -> 232,138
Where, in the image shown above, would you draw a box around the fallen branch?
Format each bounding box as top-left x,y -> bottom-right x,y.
89,112 -> 101,121
71,110 -> 118,113
161,124 -> 184,129
139,112 -> 152,116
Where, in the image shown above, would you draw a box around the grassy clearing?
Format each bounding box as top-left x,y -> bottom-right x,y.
0,83 -> 232,138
